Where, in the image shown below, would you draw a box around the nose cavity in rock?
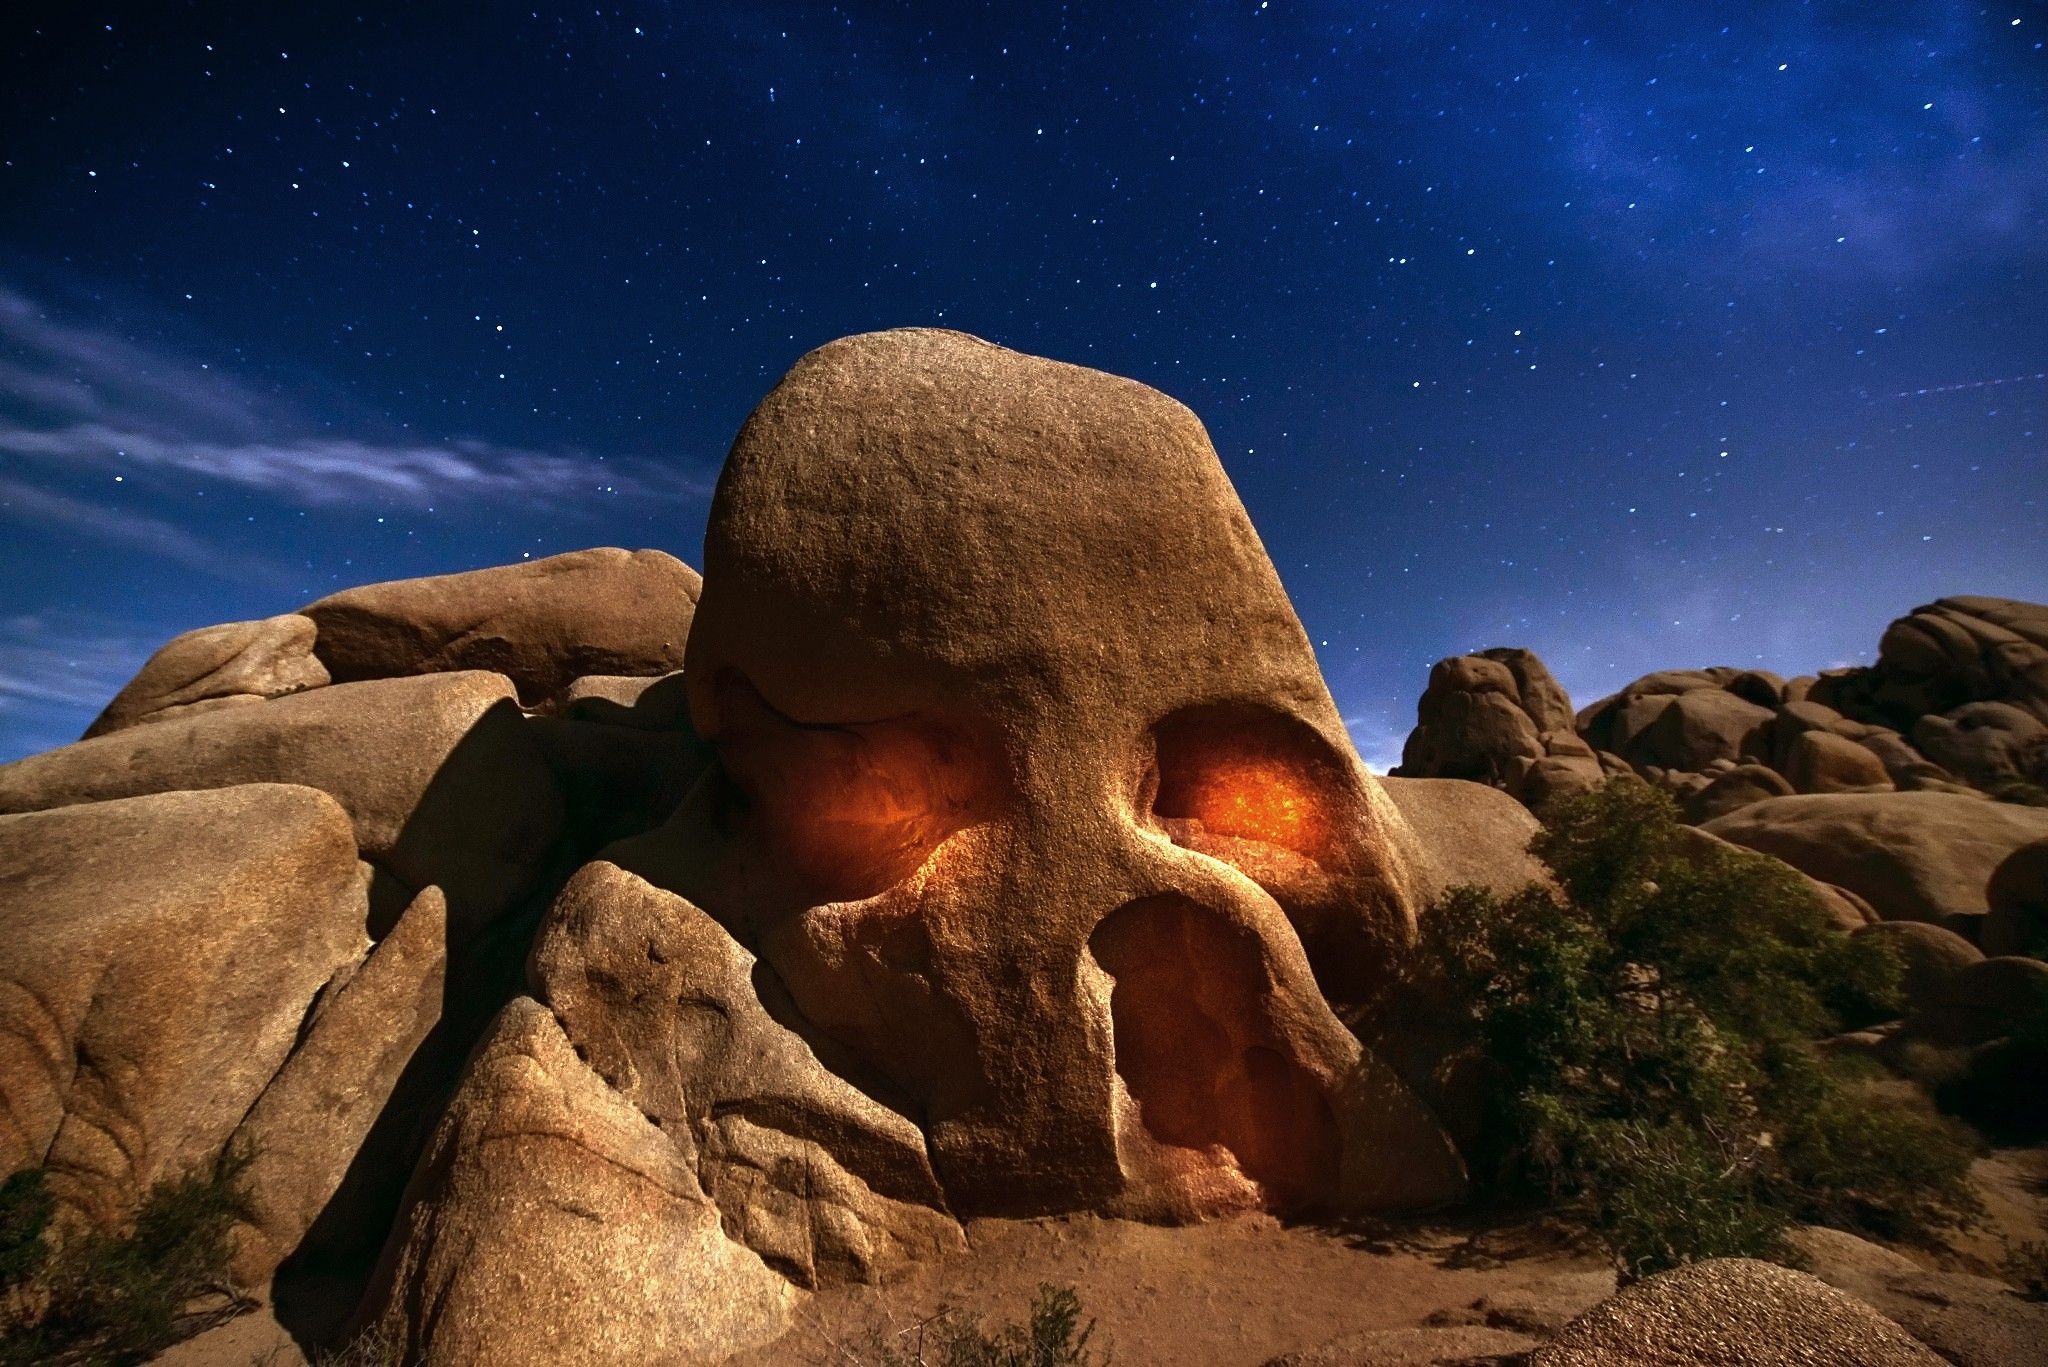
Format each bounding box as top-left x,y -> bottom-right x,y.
1090,894 -> 1339,1217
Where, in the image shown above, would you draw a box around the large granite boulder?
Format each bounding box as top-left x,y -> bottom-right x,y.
302,547 -> 700,704
1703,792 -> 2048,924
678,328 -> 1461,1222
0,786 -> 366,1226
83,613 -> 328,739
1530,1258 -> 1943,1365
0,671 -> 565,940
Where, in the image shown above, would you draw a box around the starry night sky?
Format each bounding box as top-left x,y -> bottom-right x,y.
2,3 -> 2043,765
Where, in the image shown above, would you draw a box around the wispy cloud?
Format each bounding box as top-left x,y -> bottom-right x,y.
1,423 -> 703,507
0,473 -> 277,579
0,613 -> 165,760
0,280 -> 712,568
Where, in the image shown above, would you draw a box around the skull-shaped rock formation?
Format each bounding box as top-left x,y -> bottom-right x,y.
678,328 -> 1461,1221
369,329 -> 1466,1361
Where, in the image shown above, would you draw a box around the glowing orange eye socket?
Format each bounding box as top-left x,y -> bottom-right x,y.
1170,757 -> 1321,850
1149,704 -> 1344,865
713,675 -> 990,900
781,727 -> 968,883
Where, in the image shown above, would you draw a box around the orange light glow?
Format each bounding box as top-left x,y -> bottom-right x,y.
1179,757 -> 1318,849
714,675 -> 993,901
1149,704 -> 1342,865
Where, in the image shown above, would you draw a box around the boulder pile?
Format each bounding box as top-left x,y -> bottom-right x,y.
1394,599 -> 2048,1154
0,547 -> 706,1328
0,332 -> 2039,1364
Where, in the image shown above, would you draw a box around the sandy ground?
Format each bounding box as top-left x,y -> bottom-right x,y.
157,1212 -> 1612,1366
726,1212 -> 1615,1366
154,1146 -> 2048,1366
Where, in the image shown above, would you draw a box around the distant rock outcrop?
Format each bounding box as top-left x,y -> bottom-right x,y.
1813,596 -> 2048,730
1394,597 -> 2048,834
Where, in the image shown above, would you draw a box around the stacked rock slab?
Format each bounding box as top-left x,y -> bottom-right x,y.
302,546 -> 701,704
1392,648 -> 1605,808
0,786 -> 366,1232
0,671 -> 565,944
83,612 -> 328,738
0,547 -> 704,1324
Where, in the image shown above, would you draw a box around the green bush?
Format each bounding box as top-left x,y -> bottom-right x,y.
841,1284 -> 1101,1367
1418,780 -> 1978,1277
0,1149 -> 253,1365
0,1169 -> 54,1296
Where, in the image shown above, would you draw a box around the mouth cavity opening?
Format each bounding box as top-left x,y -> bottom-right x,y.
1089,894 -> 1339,1217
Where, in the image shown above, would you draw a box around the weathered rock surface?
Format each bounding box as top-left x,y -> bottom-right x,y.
682,328 -> 1460,1222
1628,687 -> 1775,773
1789,1225 -> 2048,1367
302,547 -> 700,703
1913,702 -> 2047,793
1682,761 -> 1795,824
1378,776 -> 1545,902
1814,596 -> 2048,730
1530,1258 -> 1944,1365
0,786 -> 365,1225
229,885 -> 448,1283
530,857 -> 965,1286
1703,792 -> 2048,924
0,671 -> 565,940
1909,955 -> 2048,1048
1985,838 -> 2048,957
361,997 -> 798,1365
1853,921 -> 1984,1013
550,670 -> 692,729
84,613 -> 329,738
1788,729 -> 1895,793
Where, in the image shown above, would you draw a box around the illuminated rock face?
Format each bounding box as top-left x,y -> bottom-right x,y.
679,328 -> 1464,1221
369,331 -> 1466,1362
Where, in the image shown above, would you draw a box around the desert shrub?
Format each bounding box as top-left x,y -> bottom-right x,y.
2009,1241 -> 2048,1301
1420,779 -> 1978,1278
0,1148 -> 253,1365
0,1169 -> 54,1297
839,1283 -> 1100,1367
310,1322 -> 403,1366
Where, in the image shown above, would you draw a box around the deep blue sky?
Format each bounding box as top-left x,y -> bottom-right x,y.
2,2 -> 2043,765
